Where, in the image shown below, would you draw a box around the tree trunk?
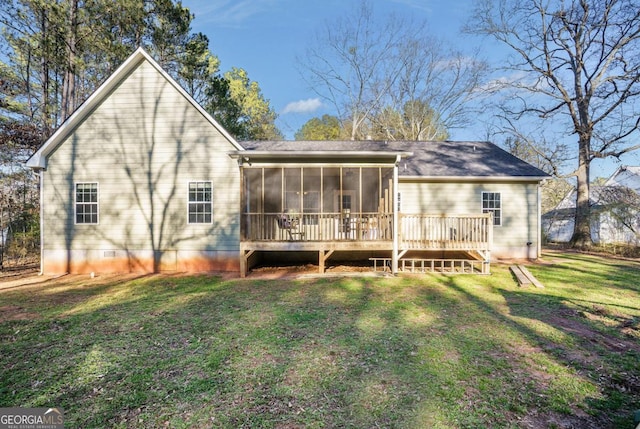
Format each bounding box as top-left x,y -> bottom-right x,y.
61,0 -> 78,122
570,135 -> 593,248
39,8 -> 52,133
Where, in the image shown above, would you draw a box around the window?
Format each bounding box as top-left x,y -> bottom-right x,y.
188,181 -> 212,223
76,182 -> 99,224
341,194 -> 352,211
333,190 -> 355,214
482,192 -> 501,226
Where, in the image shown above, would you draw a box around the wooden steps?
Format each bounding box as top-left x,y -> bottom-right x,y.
370,258 -> 489,274
510,265 -> 544,288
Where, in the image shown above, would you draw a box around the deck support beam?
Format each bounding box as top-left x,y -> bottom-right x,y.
475,249 -> 491,274
240,249 -> 255,278
319,249 -> 335,273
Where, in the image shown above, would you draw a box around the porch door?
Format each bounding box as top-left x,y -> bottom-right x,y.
334,191 -> 356,238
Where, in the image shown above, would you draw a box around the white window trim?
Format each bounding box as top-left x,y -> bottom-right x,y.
481,191 -> 502,227
74,182 -> 99,225
187,180 -> 213,224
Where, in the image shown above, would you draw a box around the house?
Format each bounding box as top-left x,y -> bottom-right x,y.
543,166 -> 640,245
26,48 -> 549,277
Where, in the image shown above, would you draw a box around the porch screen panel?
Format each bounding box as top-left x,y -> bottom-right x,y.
341,167 -> 360,214
302,168 -> 321,212
284,168 -> 302,212
380,167 -> 394,213
243,168 -> 262,213
263,168 -> 282,213
361,168 -> 381,212
323,168 -> 340,213
301,168 -> 320,231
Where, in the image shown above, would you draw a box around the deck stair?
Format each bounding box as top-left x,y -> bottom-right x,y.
371,257 -> 488,274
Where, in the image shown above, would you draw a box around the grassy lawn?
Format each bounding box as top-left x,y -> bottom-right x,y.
1,251 -> 639,428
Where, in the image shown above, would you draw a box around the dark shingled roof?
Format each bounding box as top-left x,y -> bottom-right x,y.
240,140 -> 549,179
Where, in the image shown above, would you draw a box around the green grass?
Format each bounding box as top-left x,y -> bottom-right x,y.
1,251 -> 639,428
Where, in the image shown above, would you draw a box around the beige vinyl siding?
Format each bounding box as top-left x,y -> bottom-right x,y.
42,60 -> 240,254
399,180 -> 541,258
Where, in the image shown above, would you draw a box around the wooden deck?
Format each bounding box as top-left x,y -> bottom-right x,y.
240,212 -> 493,276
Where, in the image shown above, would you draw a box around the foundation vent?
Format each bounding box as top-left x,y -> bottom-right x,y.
103,250 -> 116,258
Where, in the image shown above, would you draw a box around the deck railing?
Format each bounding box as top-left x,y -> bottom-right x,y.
399,213 -> 492,250
242,212 -> 393,242
242,212 -> 492,250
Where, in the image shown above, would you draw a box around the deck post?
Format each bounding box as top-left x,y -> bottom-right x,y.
485,215 -> 493,274
319,249 -> 334,273
392,156 -> 400,274
240,249 -> 255,278
240,249 -> 247,278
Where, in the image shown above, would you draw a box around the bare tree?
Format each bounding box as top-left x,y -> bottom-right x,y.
380,41 -> 486,141
300,2 -> 486,141
301,2 -> 405,140
469,0 -> 640,248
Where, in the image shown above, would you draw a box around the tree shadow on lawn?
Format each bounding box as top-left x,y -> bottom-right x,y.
0,274 -> 236,424
0,274 -> 572,428
1,275 -> 439,427
541,251 -> 640,282
3,272 -> 640,428
444,276 -> 640,429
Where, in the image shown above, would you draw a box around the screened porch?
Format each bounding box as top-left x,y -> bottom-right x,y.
240,165 -> 395,244
231,150 -> 492,276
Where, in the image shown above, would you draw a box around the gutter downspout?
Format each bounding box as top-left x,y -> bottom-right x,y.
392,155 -> 400,274
538,181 -> 543,259
37,169 -> 44,275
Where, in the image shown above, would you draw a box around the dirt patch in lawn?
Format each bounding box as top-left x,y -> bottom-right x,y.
545,308 -> 640,354
518,410 -> 604,429
246,262 -> 377,279
0,304 -> 40,321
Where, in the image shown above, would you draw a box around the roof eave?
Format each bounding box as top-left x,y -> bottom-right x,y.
27,48 -> 149,169
26,47 -> 243,170
399,175 -> 549,182
229,150 -> 413,160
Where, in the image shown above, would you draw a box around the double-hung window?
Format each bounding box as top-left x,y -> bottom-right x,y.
482,192 -> 502,226
188,181 -> 212,223
76,182 -> 99,224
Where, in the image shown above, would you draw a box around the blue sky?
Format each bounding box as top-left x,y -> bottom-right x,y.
181,0 -> 637,179
182,0 -> 478,138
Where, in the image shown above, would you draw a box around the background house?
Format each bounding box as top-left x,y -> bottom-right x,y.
27,48 -> 549,276
543,166 -> 640,245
